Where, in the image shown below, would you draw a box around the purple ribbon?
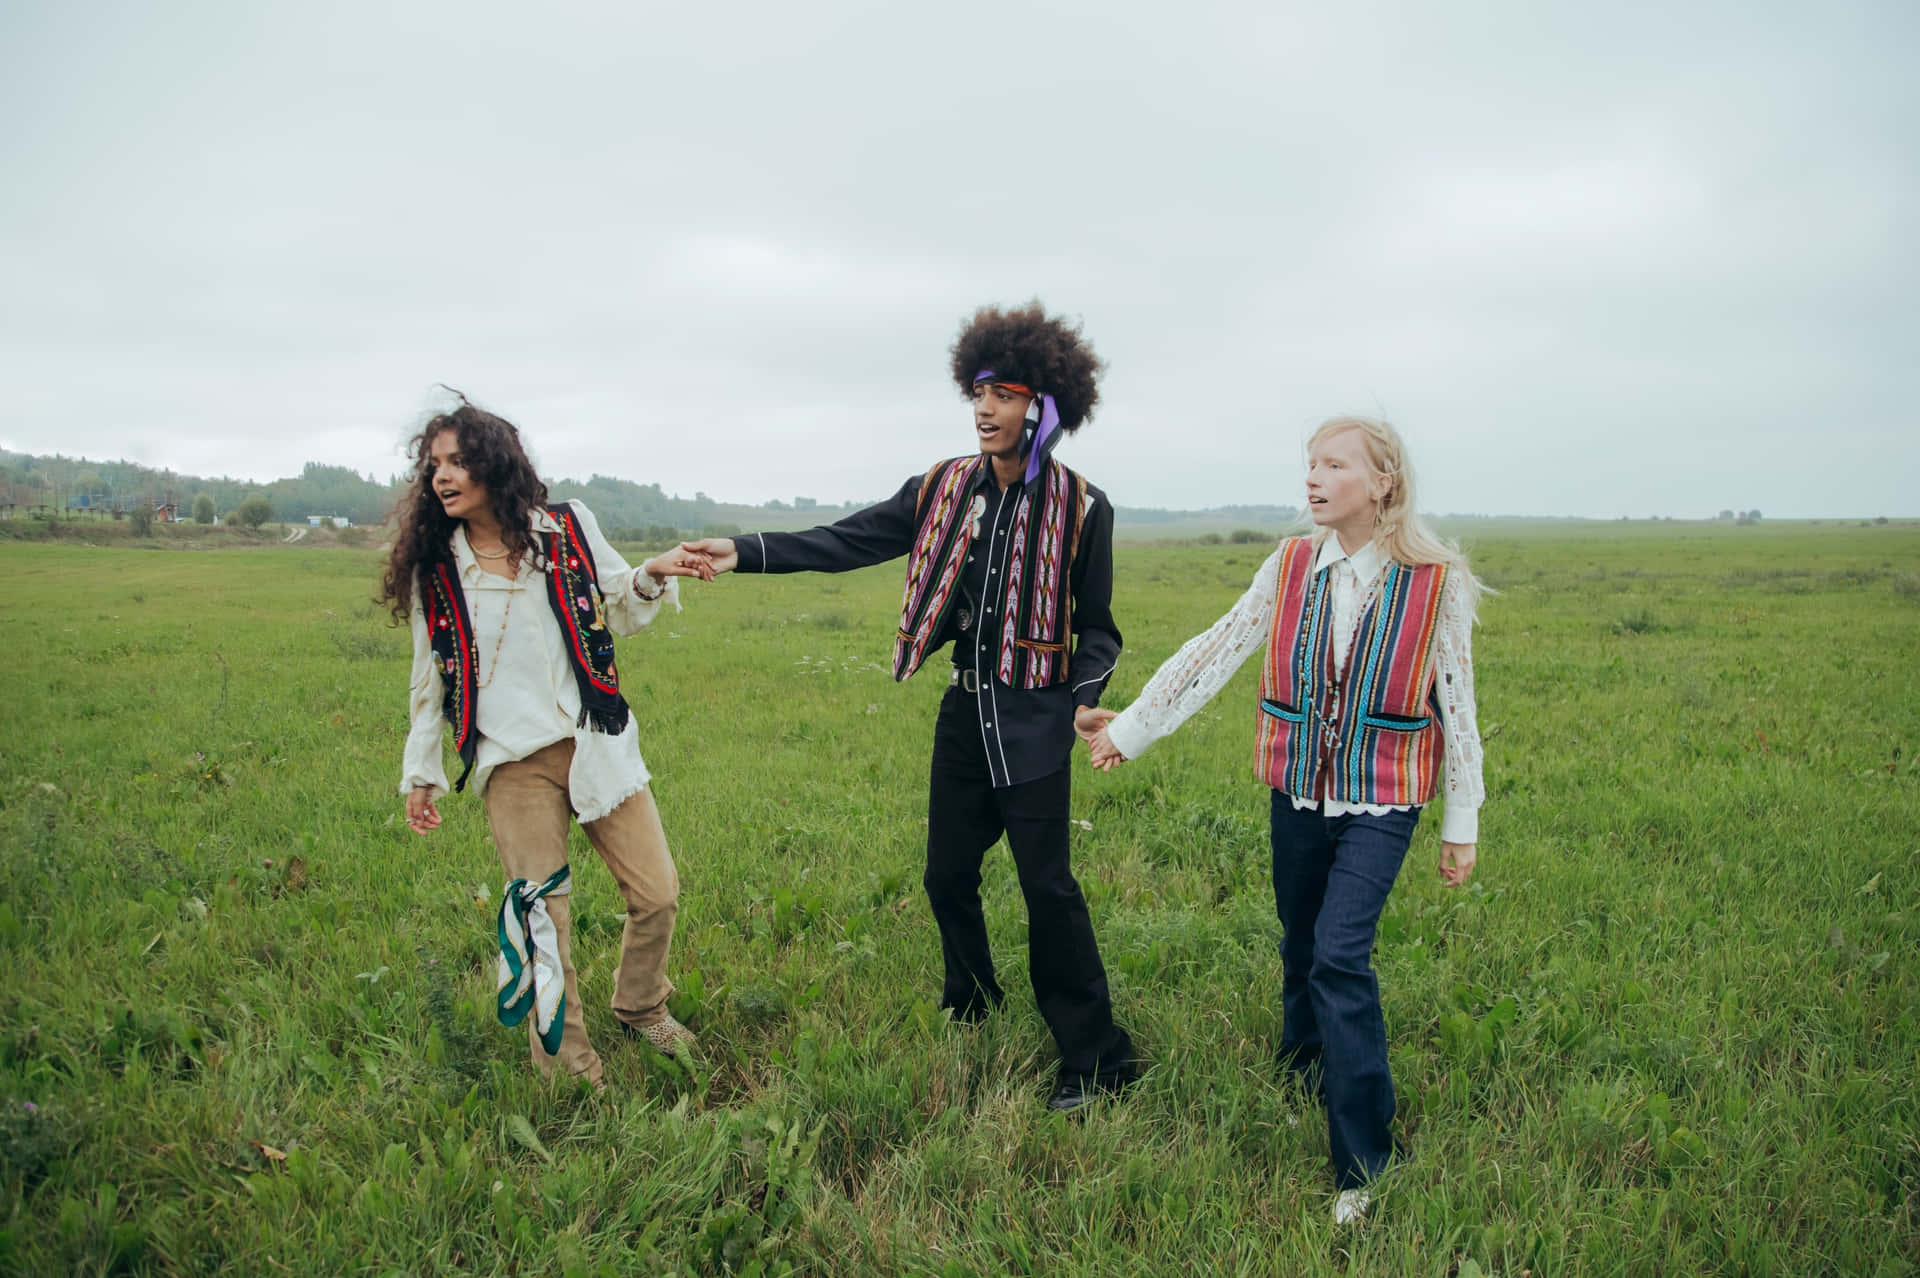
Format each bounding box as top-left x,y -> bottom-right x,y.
973,369 -> 1060,484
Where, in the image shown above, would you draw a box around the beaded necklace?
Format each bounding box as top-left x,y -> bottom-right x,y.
478,565 -> 519,690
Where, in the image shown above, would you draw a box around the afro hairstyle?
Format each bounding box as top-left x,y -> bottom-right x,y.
948,301 -> 1104,433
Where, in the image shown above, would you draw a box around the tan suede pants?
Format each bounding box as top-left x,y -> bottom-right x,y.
483,739 -> 679,1086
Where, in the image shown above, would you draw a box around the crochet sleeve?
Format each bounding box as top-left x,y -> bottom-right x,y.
1104,549 -> 1281,761
1434,570 -> 1484,844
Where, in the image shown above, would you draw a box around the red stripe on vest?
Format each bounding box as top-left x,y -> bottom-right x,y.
892,456 -> 1087,689
1256,537 -> 1449,806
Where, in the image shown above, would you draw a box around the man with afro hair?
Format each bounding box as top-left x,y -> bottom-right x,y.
678,302 -> 1137,1112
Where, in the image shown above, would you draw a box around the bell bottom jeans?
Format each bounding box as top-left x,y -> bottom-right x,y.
1270,793 -> 1420,1190
921,690 -> 1135,1086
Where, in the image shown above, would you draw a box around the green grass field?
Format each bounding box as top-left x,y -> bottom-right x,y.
1,523 -> 1916,1276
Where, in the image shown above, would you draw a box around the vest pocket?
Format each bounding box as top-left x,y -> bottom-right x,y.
1359,710 -> 1431,732
1260,698 -> 1309,724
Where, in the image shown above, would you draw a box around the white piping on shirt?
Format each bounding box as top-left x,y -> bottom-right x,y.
1071,662 -> 1115,697
977,485 -> 1013,784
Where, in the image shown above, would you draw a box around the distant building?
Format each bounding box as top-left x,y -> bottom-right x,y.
307,514 -> 352,528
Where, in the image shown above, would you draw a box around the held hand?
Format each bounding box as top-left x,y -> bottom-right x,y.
1074,707 -> 1128,772
642,546 -> 715,583
1087,727 -> 1129,772
1439,841 -> 1476,887
406,786 -> 441,836
678,537 -> 738,575
1074,705 -> 1116,743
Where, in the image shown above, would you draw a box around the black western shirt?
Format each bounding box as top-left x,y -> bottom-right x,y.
734,461 -> 1122,787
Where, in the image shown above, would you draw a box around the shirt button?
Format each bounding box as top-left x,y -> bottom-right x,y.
984,722 -> 993,729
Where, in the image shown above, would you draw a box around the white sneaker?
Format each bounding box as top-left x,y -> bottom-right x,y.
1333,1189 -> 1370,1225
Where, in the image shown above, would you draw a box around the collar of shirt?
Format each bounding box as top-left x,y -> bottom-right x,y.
966,462 -> 1002,499
969,457 -> 1041,497
1314,535 -> 1383,583
453,508 -> 559,583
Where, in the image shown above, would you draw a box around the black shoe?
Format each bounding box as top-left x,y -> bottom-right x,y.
1047,1069 -> 1136,1115
944,994 -> 1002,1027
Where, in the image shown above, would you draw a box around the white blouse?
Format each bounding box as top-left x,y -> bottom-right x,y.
401,501 -> 678,824
1104,537 -> 1484,844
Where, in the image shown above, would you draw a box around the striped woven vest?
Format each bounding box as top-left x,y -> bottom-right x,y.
891,455 -> 1088,688
1255,537 -> 1450,805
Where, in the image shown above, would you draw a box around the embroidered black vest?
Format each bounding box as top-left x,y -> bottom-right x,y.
422,503 -> 630,790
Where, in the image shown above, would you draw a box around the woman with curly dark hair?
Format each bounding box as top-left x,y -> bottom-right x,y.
381,395 -> 711,1089
674,303 -> 1139,1113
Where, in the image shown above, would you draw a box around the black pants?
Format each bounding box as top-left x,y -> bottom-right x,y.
923,691 -> 1134,1083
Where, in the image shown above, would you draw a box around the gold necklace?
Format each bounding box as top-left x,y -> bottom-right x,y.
471,543 -> 512,560
478,583 -> 516,689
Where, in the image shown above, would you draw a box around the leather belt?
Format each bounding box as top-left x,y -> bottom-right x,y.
948,667 -> 981,694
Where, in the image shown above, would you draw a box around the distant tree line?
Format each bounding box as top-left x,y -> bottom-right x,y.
0,451 -> 392,526
546,474 -> 862,533
546,474 -> 724,533
0,449 -> 842,532
3,445 -> 1318,535
1117,503 -> 1300,526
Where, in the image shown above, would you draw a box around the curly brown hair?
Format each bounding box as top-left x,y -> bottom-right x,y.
378,395 -> 549,621
948,301 -> 1104,432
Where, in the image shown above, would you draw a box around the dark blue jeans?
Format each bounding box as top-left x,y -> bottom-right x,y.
1270,793 -> 1420,1189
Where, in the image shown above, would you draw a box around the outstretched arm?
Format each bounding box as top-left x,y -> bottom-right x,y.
1100,548 -> 1284,765
564,501 -> 690,635
644,543 -> 719,580
685,476 -> 924,577
674,537 -> 738,575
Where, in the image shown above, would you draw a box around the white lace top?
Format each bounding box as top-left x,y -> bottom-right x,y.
1104,537 -> 1484,844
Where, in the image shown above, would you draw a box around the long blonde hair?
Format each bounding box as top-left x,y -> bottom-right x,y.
1303,415 -> 1486,617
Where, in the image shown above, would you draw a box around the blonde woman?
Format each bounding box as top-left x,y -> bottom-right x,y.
1087,416 -> 1485,1222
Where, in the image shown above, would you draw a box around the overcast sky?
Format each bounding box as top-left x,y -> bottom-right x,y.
2,1 -> 1914,518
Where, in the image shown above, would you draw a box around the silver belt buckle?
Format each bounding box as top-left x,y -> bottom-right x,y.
948,668 -> 980,694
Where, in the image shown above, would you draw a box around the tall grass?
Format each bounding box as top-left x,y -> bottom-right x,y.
0,524 -> 1915,1275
